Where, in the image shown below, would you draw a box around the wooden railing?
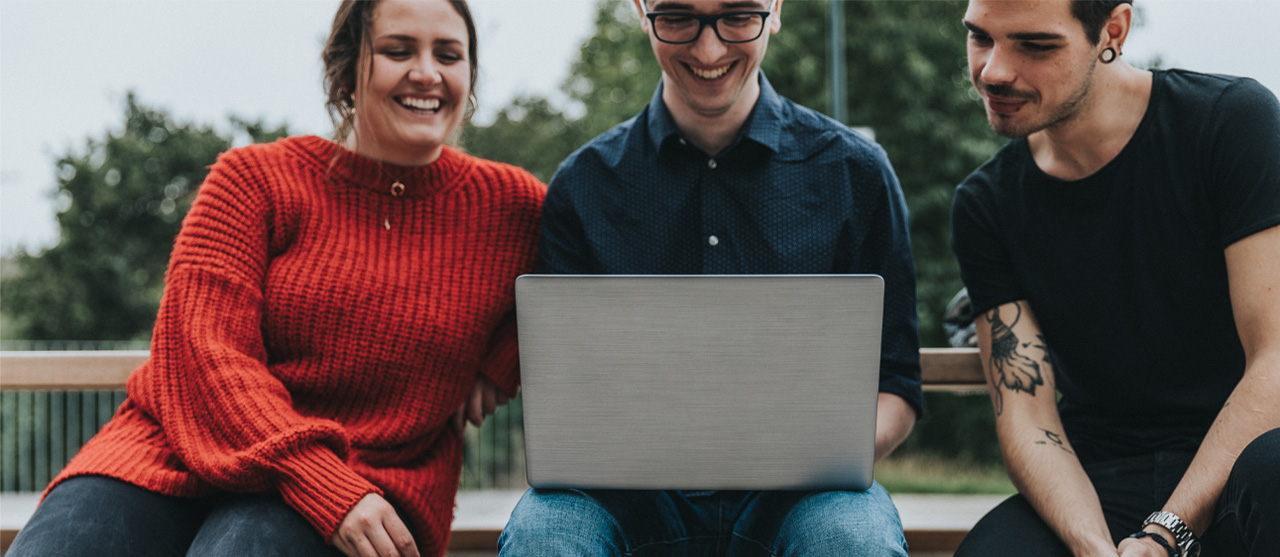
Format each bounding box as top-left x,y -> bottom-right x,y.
2,347 -> 985,390
0,348 -> 986,552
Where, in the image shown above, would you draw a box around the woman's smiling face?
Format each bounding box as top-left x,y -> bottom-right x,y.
349,0 -> 472,166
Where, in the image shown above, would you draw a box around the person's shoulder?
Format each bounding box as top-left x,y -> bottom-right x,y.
210,135 -> 335,180
457,150 -> 548,204
776,96 -> 884,161
550,113 -> 644,188
571,115 -> 642,166
1158,69 -> 1278,115
956,140 -> 1026,200
1161,68 -> 1273,97
198,136 -> 324,197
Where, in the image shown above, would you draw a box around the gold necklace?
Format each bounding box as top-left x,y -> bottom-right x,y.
384,175 -> 409,230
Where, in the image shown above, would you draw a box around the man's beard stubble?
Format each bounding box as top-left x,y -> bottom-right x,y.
979,59 -> 1099,139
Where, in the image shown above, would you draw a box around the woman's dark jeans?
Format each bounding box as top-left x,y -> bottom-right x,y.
7,476 -> 345,556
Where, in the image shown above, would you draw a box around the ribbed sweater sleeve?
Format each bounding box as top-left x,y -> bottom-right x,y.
476,313 -> 520,397
127,147 -> 378,539
469,161 -> 543,397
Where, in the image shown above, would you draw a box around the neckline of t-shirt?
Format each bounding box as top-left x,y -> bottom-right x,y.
1019,69 -> 1165,189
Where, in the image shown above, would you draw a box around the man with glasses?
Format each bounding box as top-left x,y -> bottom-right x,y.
498,0 -> 921,555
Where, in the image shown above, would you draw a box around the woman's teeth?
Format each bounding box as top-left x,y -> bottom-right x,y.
398,97 -> 441,112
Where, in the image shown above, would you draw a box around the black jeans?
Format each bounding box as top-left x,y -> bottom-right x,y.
955,427 -> 1280,556
7,476 -> 345,557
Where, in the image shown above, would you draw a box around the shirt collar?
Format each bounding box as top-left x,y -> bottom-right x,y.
644,71 -> 784,156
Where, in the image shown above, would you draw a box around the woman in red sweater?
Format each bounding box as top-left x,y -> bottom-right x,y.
8,1 -> 543,556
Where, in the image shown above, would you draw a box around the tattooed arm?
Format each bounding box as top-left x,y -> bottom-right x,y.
978,302 -> 1117,557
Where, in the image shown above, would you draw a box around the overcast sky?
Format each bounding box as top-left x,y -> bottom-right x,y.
3,0 -> 1279,254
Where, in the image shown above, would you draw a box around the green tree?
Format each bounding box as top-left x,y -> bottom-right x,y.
1,93 -> 287,341
461,0 -> 660,181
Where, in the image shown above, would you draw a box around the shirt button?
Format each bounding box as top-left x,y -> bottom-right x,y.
708,235 -> 719,246
707,159 -> 717,169
678,138 -> 687,145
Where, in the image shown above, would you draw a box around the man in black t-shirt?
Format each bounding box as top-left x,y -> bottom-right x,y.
951,2 -> 1280,556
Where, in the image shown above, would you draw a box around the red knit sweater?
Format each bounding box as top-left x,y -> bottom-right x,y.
47,136 -> 544,555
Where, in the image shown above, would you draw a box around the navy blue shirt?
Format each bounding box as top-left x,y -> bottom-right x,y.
538,73 -> 923,415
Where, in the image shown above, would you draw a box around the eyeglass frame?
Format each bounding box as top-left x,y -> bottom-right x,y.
640,0 -> 778,45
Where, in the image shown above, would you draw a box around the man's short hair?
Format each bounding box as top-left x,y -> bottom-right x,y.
1071,0 -> 1133,44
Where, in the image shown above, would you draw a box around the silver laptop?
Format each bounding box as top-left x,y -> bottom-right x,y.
515,274 -> 884,491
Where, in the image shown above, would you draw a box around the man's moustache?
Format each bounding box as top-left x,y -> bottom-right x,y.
979,82 -> 1035,101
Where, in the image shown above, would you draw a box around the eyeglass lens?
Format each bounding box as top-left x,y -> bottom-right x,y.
652,13 -> 766,44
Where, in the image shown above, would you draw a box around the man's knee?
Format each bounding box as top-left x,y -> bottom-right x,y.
1231,427 -> 1280,484
499,489 -> 623,556
1223,427 -> 1280,505
773,487 -> 907,557
956,495 -> 1071,557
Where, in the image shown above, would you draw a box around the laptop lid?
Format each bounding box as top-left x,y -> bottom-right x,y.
516,274 -> 884,491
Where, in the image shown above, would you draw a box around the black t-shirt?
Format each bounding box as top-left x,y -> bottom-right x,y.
951,70 -> 1280,464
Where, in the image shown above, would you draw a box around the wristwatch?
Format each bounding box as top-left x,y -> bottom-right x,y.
1144,511 -> 1201,557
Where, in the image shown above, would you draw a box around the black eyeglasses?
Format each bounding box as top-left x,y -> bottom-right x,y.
642,0 -> 776,45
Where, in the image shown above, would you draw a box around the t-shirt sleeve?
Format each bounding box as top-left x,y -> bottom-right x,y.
1207,78 -> 1280,247
951,170 -> 1024,317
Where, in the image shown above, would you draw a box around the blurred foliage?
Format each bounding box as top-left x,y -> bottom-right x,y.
460,0 -> 660,180
0,93 -> 287,341
898,390 -> 1002,464
463,0 -> 1006,465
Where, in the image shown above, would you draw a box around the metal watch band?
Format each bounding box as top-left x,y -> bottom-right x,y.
1144,511 -> 1201,557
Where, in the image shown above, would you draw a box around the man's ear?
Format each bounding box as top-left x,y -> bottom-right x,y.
633,0 -> 651,34
1101,2 -> 1133,53
769,0 -> 784,34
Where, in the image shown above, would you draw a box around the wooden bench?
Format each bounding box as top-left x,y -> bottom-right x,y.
0,348 -> 989,553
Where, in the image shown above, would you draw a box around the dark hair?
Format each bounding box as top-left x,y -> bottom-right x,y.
1070,0 -> 1133,45
321,0 -> 479,141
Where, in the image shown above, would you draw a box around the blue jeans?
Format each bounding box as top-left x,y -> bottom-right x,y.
7,476 -> 345,557
498,483 -> 906,556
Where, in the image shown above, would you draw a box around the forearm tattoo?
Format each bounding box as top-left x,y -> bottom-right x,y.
986,303 -> 1048,416
1033,428 -> 1074,455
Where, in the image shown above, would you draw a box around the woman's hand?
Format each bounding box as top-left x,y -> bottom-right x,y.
331,494 -> 419,557
452,374 -> 511,432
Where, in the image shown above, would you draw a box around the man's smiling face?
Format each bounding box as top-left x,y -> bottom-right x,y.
964,0 -> 1103,138
639,0 -> 780,120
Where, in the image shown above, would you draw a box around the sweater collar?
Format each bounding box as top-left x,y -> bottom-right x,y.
294,136 -> 472,199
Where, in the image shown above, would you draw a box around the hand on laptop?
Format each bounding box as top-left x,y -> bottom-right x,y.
452,374 -> 511,432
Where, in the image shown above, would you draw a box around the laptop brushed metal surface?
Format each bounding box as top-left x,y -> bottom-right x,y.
516,274 -> 883,491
